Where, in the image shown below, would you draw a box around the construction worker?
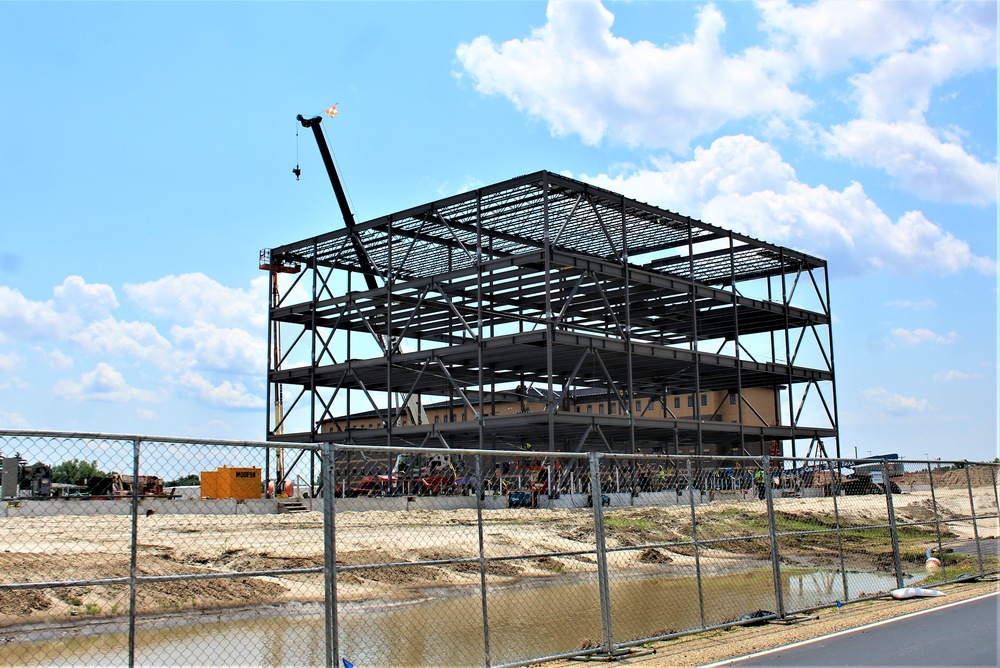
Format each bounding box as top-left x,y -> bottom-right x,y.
754,468 -> 766,500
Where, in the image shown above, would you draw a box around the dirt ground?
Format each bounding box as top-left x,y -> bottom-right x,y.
0,480 -> 997,652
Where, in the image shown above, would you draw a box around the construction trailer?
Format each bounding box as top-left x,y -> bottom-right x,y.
263,169 -> 838,464
201,467 -> 262,501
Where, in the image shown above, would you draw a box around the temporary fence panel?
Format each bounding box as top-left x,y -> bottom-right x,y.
330,445 -> 486,668
0,434 -> 136,667
131,439 -> 323,668
693,456 -> 779,630
478,451 -> 600,667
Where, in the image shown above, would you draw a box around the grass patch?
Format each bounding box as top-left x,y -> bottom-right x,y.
604,515 -> 657,531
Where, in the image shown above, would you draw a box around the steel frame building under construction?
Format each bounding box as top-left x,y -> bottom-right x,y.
265,169 -> 839,461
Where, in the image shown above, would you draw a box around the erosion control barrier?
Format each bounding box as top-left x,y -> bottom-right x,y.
1,430 -> 997,667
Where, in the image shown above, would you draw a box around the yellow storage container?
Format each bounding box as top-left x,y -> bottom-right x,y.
201,467 -> 261,500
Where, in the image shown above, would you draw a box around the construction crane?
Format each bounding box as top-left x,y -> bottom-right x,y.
296,113 -> 428,427
259,248 -> 300,496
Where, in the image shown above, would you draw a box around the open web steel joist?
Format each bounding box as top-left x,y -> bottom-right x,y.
265,170 -> 839,458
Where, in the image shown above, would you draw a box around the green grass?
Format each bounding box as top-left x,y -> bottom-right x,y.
604,515 -> 657,531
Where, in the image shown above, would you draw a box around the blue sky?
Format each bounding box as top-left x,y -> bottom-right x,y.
1,1 -> 996,462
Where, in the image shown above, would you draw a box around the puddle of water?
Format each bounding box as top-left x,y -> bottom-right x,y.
0,568 -> 922,667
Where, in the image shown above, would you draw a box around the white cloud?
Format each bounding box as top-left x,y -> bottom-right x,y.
458,1 -> 997,205
825,120 -> 997,205
0,411 -> 29,429
53,275 -> 119,320
70,318 -> 176,369
136,408 -> 158,420
54,363 -> 163,403
756,0 -> 936,75
886,299 -> 936,310
170,321 -> 265,375
0,285 -> 74,340
788,1 -> 998,204
456,0 -> 809,152
847,5 -> 996,123
172,371 -> 265,410
0,276 -> 121,342
863,387 -> 931,414
933,370 -> 982,381
0,351 -> 22,372
578,135 -> 996,275
440,176 -> 487,197
889,327 -> 958,346
124,273 -> 268,330
33,347 -> 74,370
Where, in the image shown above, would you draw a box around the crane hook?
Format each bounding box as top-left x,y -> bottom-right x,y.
292,165 -> 301,180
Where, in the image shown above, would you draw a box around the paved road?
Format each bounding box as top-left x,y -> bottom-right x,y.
712,592 -> 999,667
949,537 -> 1000,557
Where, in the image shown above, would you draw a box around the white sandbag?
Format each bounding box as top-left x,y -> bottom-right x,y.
890,587 -> 945,600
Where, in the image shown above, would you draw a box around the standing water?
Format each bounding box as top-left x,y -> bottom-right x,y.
0,568 -> 912,667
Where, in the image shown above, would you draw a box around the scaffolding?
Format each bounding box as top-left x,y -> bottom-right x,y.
265,170 -> 838,459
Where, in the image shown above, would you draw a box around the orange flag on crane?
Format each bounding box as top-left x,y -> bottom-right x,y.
326,104 -> 339,119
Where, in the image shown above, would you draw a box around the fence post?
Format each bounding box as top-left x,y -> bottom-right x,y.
882,460 -> 904,590
964,464 -> 984,576
991,466 -> 1000,537
127,438 -> 141,668
830,463 -> 849,602
589,452 -> 614,655
321,443 -> 339,668
475,455 -> 491,667
685,459 -> 706,629
763,454 -> 785,619
926,462 -> 947,582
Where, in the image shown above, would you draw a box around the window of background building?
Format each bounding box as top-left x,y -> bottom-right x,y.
587,405 -> 593,414
687,396 -> 694,408
730,394 -> 737,405
701,395 -> 708,406
610,404 -> 616,415
599,405 -> 605,414
435,416 -> 440,424
636,400 -> 642,412
674,397 -> 681,409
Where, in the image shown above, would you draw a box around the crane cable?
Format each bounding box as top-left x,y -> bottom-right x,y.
293,121 -> 302,180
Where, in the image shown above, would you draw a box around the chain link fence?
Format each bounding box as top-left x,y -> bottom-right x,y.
1,430 -> 997,667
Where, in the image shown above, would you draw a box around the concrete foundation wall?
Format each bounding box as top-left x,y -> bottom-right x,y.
1,498 -> 283,517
